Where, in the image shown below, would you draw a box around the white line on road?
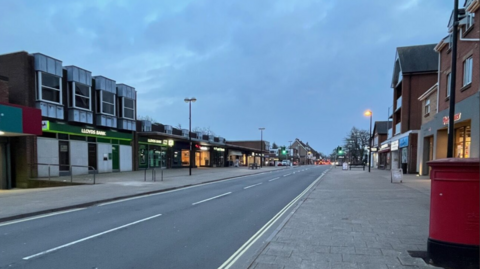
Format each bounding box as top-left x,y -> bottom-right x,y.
283,173 -> 292,177
218,171 -> 328,269
192,192 -> 232,205
23,213 -> 162,260
0,208 -> 86,227
268,177 -> 280,182
243,183 -> 263,189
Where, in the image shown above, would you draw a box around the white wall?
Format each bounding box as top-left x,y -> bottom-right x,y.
70,140 -> 88,175
97,143 -> 112,173
37,137 -> 59,177
120,145 -> 132,172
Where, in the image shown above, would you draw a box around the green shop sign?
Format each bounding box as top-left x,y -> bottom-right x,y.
138,137 -> 174,146
42,120 -> 133,140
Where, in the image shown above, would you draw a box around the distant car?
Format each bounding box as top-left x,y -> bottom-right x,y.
281,161 -> 288,166
277,162 -> 282,166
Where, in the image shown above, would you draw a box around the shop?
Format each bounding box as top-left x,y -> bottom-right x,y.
418,93 -> 480,175
171,141 -> 191,168
389,131 -> 418,174
212,147 -> 226,167
227,149 -> 246,166
137,137 -> 174,169
371,147 -> 378,168
378,143 -> 391,170
40,120 -> 133,175
194,144 -> 211,167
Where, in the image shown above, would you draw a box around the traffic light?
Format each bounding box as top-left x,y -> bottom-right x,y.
337,146 -> 344,155
281,146 -> 287,154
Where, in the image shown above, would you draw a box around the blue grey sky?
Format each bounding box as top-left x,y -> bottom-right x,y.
0,0 -> 452,154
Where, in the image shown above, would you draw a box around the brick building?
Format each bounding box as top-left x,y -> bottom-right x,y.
418,0 -> 480,175
381,44 -> 439,173
371,121 -> 393,169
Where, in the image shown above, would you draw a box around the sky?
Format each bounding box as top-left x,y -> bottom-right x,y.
0,0 -> 453,154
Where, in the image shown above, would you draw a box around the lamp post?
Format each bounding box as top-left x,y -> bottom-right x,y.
259,128 -> 265,167
364,110 -> 372,172
184,97 -> 197,176
288,140 -> 292,164
447,0 -> 459,158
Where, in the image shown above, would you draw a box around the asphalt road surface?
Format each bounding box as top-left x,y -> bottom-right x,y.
0,165 -> 330,269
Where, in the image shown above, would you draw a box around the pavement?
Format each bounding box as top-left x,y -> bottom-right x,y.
248,168 -> 441,269
0,166 -> 290,222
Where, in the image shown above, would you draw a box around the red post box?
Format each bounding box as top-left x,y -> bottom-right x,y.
427,158 -> 479,268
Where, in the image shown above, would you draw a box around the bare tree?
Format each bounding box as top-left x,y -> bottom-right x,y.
137,115 -> 157,123
175,123 -> 182,129
193,126 -> 216,136
343,127 -> 370,163
272,142 -> 278,149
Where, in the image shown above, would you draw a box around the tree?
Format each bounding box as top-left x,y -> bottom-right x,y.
343,127 -> 370,164
272,142 -> 278,149
193,126 -> 216,136
137,115 -> 157,123
175,123 -> 182,129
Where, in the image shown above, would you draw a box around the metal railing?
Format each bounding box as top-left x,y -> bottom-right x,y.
30,163 -> 97,184
142,167 -> 166,182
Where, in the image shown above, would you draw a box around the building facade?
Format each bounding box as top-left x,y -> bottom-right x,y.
0,51 -> 136,186
418,1 -> 480,175
371,121 -> 392,169
384,44 -> 439,173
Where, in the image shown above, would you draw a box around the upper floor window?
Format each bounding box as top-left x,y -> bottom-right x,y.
466,12 -> 475,31
97,91 -> 115,116
425,99 -> 431,115
122,98 -> 135,120
463,57 -> 473,86
446,73 -> 452,97
38,72 -> 62,104
70,82 -> 91,110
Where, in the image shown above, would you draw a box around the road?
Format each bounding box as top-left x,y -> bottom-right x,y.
0,165 -> 329,269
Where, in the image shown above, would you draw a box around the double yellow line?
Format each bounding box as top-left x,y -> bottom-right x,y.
218,170 -> 329,269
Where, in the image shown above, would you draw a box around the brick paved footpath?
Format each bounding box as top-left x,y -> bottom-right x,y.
249,168 -> 441,269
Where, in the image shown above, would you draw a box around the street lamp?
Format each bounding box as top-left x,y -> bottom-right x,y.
288,140 -> 292,164
259,128 -> 265,167
185,97 -> 197,176
364,110 -> 372,172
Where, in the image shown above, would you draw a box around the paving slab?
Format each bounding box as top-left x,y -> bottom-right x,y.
249,168 -> 442,269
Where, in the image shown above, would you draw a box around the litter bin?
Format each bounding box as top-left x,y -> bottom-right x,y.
427,158 -> 479,269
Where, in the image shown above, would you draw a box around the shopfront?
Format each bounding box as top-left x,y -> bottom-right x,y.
213,147 -> 226,167
40,120 -> 133,175
378,143 -> 391,170
172,141 -> 191,168
371,147 -> 378,168
418,93 -> 479,175
138,138 -> 174,169
228,149 -> 246,166
195,145 -> 211,167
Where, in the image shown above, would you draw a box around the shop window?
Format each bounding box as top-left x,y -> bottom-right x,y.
455,126 -> 471,158
463,57 -> 473,86
424,99 -> 431,115
37,72 -> 62,104
98,91 -> 115,116
181,150 -> 190,166
70,82 -> 91,110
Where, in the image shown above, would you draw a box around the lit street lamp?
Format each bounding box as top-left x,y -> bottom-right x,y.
259,128 -> 265,167
185,97 -> 197,176
364,110 -> 372,172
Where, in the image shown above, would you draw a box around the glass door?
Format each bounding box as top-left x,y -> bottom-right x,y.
59,141 -> 70,171
88,143 -> 97,171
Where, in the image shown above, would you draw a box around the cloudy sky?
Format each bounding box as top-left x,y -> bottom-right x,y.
0,0 -> 452,154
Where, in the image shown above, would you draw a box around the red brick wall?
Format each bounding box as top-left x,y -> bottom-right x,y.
0,51 -> 36,107
401,73 -> 438,133
438,8 -> 480,112
0,80 -> 9,103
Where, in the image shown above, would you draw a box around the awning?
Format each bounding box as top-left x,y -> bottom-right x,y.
228,150 -> 243,156
378,148 -> 391,153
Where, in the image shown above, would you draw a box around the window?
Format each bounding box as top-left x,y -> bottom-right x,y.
99,91 -> 115,116
71,82 -> 91,110
463,57 -> 473,86
123,98 -> 135,119
38,72 -> 62,103
466,13 -> 475,30
425,99 -> 431,115
446,73 -> 451,97
448,34 -> 453,50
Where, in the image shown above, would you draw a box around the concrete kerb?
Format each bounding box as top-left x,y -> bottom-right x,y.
245,166 -> 333,269
0,167 -> 291,224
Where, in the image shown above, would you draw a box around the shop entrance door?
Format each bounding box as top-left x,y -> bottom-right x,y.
391,151 -> 399,170
0,143 -> 7,189
59,141 -> 70,172
195,152 -> 200,167
112,145 -> 120,171
88,143 -> 97,171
